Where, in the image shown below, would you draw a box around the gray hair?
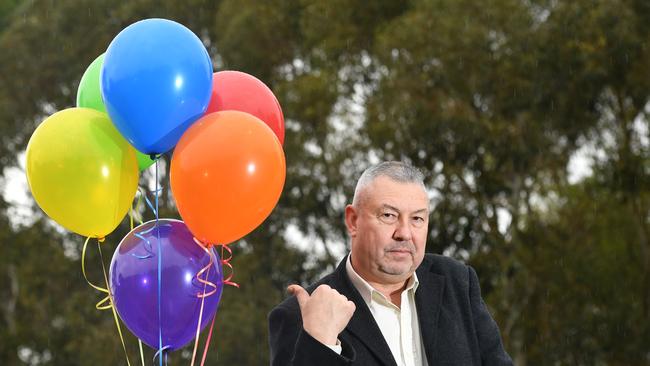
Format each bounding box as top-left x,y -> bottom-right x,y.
352,161 -> 426,206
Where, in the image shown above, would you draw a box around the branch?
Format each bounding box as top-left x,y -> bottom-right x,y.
2,264 -> 18,334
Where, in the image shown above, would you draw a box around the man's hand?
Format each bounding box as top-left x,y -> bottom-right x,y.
287,284 -> 356,346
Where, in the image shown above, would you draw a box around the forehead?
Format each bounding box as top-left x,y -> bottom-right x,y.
361,176 -> 429,211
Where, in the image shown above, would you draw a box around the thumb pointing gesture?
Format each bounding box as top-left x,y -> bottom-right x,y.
287,284 -> 309,309
286,284 -> 356,346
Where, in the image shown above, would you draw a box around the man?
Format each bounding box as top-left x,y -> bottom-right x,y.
268,161 -> 513,365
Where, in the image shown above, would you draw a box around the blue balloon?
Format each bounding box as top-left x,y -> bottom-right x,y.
101,19 -> 213,154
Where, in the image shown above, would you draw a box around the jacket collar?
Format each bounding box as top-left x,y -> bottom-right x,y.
331,254 -> 445,366
415,255 -> 446,364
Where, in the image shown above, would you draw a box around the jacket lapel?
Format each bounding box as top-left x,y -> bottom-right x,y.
415,259 -> 445,365
331,256 -> 398,366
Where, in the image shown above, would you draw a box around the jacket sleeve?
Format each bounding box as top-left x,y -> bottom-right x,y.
268,302 -> 356,366
467,266 -> 514,366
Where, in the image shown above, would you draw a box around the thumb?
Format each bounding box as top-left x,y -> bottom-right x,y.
287,284 -> 309,309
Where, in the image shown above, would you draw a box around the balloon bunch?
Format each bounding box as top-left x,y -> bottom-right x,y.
25,18 -> 286,365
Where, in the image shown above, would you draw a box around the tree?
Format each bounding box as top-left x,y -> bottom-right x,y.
0,0 -> 648,364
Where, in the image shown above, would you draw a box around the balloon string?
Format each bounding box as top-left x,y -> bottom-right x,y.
97,240 -> 133,366
140,185 -> 163,218
130,168 -> 164,256
131,184 -> 165,259
80,236 -> 132,366
190,265 -> 211,366
132,184 -> 163,226
199,315 -> 217,366
220,245 -> 240,288
131,224 -> 156,259
81,237 -> 110,306
153,346 -> 170,364
138,339 -> 145,366
190,240 -> 224,366
190,241 -> 235,365
130,189 -> 148,366
129,188 -> 145,229
192,238 -> 219,297
155,158 -> 160,225
155,158 -> 163,366
143,153 -> 163,219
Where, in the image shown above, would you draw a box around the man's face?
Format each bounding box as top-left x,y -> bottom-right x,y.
346,176 -> 429,285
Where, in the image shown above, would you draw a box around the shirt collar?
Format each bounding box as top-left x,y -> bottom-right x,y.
345,253 -> 419,305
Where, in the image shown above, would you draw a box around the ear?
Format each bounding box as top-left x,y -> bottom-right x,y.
344,204 -> 359,237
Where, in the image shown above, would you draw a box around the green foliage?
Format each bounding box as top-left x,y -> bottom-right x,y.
493,177 -> 650,364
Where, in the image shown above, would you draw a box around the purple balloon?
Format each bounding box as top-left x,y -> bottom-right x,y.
109,219 -> 223,351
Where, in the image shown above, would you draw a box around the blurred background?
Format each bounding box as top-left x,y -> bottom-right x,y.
0,0 -> 649,364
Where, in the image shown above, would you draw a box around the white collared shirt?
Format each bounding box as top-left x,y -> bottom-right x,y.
325,255 -> 428,365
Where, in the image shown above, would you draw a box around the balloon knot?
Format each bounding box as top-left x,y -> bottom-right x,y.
193,237 -> 213,248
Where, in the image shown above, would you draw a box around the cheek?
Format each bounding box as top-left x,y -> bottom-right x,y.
414,229 -> 428,250
362,224 -> 392,241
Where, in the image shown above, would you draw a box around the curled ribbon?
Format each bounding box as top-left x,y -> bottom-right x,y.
81,237 -> 110,309
129,186 -> 166,260
192,238 -> 219,297
131,224 -> 156,259
152,345 -> 171,365
189,240 -> 240,366
139,185 -> 163,218
128,190 -> 153,366
81,236 -> 132,366
190,260 -> 211,366
190,239 -> 217,366
220,244 -> 240,288
130,185 -> 164,229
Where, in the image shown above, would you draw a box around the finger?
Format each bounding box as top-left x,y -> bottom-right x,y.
287,284 -> 309,309
314,284 -> 331,294
347,300 -> 356,311
345,301 -> 356,316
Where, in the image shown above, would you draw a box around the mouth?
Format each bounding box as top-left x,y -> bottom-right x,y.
386,249 -> 413,257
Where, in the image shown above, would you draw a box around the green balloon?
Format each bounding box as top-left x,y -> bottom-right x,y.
77,54 -> 106,112
136,152 -> 155,171
77,53 -> 155,171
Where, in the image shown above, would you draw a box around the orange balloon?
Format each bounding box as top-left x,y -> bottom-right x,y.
171,111 -> 286,244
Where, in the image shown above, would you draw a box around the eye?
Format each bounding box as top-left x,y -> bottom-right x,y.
411,216 -> 426,227
377,212 -> 398,224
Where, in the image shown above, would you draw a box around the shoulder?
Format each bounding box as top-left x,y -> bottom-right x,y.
420,253 -> 469,275
418,253 -> 473,288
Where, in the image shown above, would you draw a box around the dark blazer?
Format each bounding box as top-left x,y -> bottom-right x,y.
268,253 -> 513,366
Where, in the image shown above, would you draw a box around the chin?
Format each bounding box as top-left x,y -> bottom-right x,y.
380,264 -> 413,277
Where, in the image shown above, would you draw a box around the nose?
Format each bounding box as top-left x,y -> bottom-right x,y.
392,217 -> 412,242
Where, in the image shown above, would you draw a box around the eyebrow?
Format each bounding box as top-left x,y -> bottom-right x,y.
380,204 -> 429,215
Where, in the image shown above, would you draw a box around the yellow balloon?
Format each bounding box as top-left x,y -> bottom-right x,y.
26,108 -> 138,238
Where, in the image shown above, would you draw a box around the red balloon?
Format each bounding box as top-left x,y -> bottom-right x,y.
205,71 -> 285,144
170,111 -> 286,245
